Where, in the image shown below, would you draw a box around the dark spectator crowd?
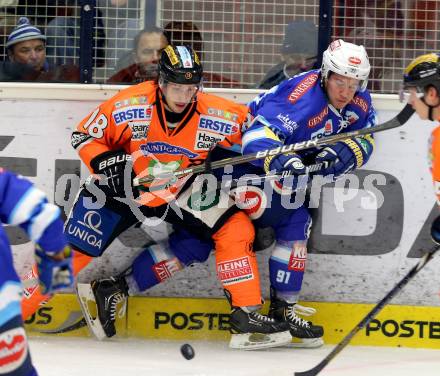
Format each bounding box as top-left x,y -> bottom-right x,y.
0,1 -> 434,93
0,2 -> 321,89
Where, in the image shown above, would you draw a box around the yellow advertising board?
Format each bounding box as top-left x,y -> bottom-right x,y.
25,294 -> 440,349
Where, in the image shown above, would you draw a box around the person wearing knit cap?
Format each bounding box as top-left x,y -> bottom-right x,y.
257,20 -> 318,89
0,16 -> 80,82
6,16 -> 48,73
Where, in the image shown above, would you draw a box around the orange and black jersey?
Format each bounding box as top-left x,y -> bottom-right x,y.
72,81 -> 250,207
429,125 -> 440,206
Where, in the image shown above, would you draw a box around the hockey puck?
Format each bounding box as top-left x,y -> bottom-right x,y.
180,343 -> 195,360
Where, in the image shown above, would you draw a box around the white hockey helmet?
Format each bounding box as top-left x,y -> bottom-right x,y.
321,39 -> 371,91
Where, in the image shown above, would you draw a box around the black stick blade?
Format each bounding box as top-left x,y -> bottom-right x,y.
294,361 -> 327,376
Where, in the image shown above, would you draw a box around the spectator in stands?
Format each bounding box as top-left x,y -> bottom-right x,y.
345,0 -> 404,92
107,26 -> 169,84
0,0 -> 19,59
103,0 -> 140,64
257,20 -> 318,89
45,1 -> 106,67
0,17 -> 79,82
45,1 -> 81,66
7,17 -> 47,71
45,0 -> 139,69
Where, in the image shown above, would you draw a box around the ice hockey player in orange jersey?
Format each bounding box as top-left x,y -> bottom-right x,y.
402,53 -> 440,243
72,45 -> 290,349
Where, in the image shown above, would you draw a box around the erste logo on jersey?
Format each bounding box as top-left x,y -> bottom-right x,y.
198,115 -> 239,135
288,73 -> 319,104
141,142 -> 199,158
112,105 -> 153,125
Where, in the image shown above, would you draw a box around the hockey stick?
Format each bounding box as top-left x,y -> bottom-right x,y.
133,104 -> 415,187
223,162 -> 326,189
137,160 -> 329,193
294,246 -> 439,376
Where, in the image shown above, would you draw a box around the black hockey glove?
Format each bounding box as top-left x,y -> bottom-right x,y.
90,150 -> 132,196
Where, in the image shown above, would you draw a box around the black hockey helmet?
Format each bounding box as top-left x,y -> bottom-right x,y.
403,53 -> 440,93
158,45 -> 203,85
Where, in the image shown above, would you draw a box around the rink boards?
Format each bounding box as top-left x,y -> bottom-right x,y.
4,87 -> 440,308
24,294 -> 440,349
2,84 -> 440,345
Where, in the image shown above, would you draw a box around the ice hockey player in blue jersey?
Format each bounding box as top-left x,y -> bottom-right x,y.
240,39 -> 377,347
0,168 -> 72,376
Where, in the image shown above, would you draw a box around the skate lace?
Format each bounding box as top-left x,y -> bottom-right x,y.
110,293 -> 127,321
294,304 -> 317,317
286,304 -> 316,328
249,311 -> 275,323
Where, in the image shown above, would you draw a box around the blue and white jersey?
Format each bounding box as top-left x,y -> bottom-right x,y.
0,168 -> 66,327
243,69 -> 378,167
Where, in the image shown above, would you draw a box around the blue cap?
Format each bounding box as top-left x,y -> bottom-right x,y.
7,17 -> 46,49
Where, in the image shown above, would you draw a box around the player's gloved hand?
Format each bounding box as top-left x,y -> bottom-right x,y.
315,140 -> 362,180
431,215 -> 440,245
264,152 -> 307,175
35,245 -> 73,295
90,150 -> 132,196
264,152 -> 309,190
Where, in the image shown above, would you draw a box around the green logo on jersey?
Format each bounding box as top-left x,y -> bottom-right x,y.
188,184 -> 219,211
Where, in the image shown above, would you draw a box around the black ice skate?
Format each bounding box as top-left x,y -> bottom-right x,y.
269,288 -> 324,348
228,307 -> 292,350
76,277 -> 128,340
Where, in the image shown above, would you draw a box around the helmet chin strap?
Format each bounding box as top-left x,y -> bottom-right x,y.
421,97 -> 440,121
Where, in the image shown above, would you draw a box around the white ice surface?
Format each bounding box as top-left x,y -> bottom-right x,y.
29,337 -> 440,376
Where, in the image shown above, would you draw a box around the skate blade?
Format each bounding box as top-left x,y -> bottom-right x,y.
285,337 -> 324,349
229,330 -> 291,350
76,283 -> 107,341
